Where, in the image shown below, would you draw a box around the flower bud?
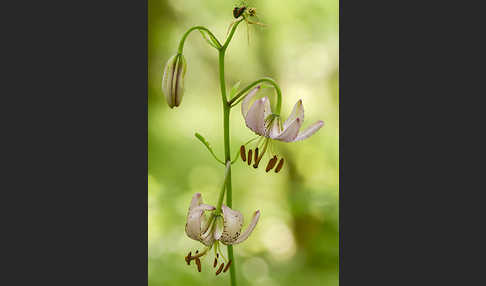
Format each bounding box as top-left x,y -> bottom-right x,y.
162,54 -> 187,108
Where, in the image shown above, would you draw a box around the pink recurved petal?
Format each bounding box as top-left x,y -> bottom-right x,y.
293,120 -> 324,142
241,85 -> 262,117
189,192 -> 203,210
245,96 -> 270,136
283,100 -> 304,130
273,117 -> 303,142
233,210 -> 260,244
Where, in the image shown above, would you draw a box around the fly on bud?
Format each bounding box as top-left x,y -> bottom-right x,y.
162,54 -> 187,108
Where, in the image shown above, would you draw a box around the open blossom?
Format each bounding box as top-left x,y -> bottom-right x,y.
239,85 -> 324,172
162,54 -> 187,108
184,193 -> 260,274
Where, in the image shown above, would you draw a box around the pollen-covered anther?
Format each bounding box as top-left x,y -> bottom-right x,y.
275,158 -> 285,173
215,263 -> 225,276
265,156 -> 278,172
223,260 -> 232,273
247,149 -> 253,166
253,147 -> 260,168
240,145 -> 246,162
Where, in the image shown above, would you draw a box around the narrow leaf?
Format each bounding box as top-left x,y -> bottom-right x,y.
195,133 -> 225,165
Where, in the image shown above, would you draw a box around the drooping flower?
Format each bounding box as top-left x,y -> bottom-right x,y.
240,85 -> 324,172
162,54 -> 187,108
184,193 -> 260,274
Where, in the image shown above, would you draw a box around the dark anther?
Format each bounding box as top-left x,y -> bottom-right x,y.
240,145 -> 246,162
185,252 -> 192,265
215,263 -> 225,275
195,250 -> 199,254
247,149 -> 253,166
275,158 -> 285,173
196,257 -> 202,272
253,148 -> 260,168
213,257 -> 218,268
223,260 -> 232,273
265,156 -> 278,172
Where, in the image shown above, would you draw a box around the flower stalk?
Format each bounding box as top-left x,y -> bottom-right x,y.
218,19 -> 243,286
165,9 -> 323,286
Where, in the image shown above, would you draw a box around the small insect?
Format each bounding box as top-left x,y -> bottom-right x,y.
228,2 -> 266,45
233,6 -> 247,18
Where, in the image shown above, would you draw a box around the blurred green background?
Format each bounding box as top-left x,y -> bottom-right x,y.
148,0 -> 338,285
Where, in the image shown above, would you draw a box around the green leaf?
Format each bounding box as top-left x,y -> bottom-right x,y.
195,133 -> 225,165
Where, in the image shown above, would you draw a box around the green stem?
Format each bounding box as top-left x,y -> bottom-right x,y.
228,77 -> 283,115
218,19 -> 242,286
178,26 -> 222,54
216,161 -> 231,211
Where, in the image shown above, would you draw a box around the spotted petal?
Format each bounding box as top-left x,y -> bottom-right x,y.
219,205 -> 243,245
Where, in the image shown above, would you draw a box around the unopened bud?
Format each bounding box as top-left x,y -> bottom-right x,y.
162,54 -> 187,108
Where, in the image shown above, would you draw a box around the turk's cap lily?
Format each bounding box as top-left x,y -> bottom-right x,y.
162,53 -> 187,108
185,193 -> 260,246
241,85 -> 324,142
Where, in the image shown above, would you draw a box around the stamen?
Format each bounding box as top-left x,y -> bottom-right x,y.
223,260 -> 232,273
195,257 -> 202,272
275,158 -> 285,173
240,145 -> 246,162
265,156 -> 278,172
185,251 -> 192,265
247,149 -> 253,166
213,257 -> 218,268
253,147 -> 259,168
215,263 -> 225,275
188,247 -> 209,260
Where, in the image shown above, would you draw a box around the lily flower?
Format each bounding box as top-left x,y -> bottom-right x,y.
240,85 -> 324,172
162,53 -> 187,108
184,193 -> 260,274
